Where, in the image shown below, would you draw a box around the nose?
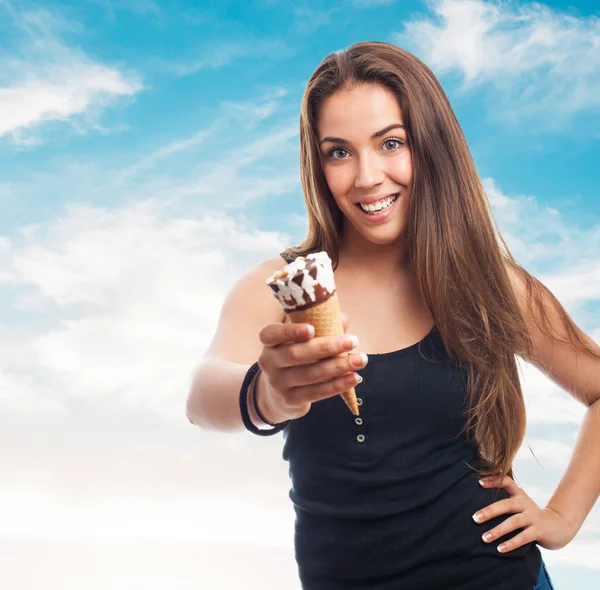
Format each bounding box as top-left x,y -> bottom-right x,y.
354,151 -> 385,190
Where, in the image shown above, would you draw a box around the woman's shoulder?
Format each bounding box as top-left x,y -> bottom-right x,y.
215,252 -> 291,314
231,251 -> 294,307
202,253 -> 290,363
245,248 -> 298,273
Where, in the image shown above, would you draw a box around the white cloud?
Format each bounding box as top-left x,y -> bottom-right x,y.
0,484 -> 293,544
170,39 -> 292,77
233,123 -> 298,165
397,0 -> 600,124
218,87 -> 288,129
1,200 -> 290,419
0,537 -> 302,590
0,367 -> 62,414
542,260 -> 600,307
171,44 -> 255,77
519,360 -> 586,426
518,437 -> 573,469
0,183 -> 13,202
0,89 -> 300,420
0,5 -> 142,144
132,123 -> 299,208
91,95 -> 298,207
549,537 -> 600,569
287,213 -> 309,230
117,129 -> 212,181
486,177 -> 600,305
0,64 -> 141,142
486,178 -> 577,267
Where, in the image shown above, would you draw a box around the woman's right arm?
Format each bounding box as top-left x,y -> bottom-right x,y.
186,256 -> 366,432
185,256 -> 287,432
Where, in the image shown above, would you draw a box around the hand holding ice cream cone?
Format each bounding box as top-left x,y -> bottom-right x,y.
259,252 -> 365,418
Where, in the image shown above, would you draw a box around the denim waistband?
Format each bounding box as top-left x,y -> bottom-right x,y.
532,561 -> 555,590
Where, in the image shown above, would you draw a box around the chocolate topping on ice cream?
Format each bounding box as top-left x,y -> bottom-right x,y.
266,251 -> 336,312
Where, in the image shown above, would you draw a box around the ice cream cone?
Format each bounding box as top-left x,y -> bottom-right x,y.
287,291 -> 359,416
266,251 -> 360,416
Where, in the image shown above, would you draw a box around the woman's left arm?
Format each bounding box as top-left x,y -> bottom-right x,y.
472,265 -> 600,553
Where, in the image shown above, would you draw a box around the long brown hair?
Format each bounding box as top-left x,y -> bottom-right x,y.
283,41 -> 600,478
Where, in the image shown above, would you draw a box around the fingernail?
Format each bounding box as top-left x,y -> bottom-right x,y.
306,324 -> 315,337
472,512 -> 483,523
359,353 -> 369,365
347,335 -> 359,348
482,533 -> 492,543
497,544 -> 506,553
355,374 -> 363,384
478,479 -> 485,486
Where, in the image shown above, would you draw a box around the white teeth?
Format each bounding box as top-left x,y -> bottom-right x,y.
359,195 -> 397,213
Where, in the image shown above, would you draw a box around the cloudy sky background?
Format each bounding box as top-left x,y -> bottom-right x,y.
1,0 -> 599,588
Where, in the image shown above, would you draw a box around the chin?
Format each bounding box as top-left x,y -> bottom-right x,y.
366,232 -> 405,246
355,224 -> 407,245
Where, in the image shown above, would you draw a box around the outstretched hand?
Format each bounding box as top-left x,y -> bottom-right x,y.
472,476 -> 577,553
255,310 -> 365,423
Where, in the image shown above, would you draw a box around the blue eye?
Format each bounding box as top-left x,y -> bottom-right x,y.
383,139 -> 403,151
327,148 -> 349,160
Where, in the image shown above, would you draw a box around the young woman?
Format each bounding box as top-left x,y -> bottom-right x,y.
186,42 -> 600,589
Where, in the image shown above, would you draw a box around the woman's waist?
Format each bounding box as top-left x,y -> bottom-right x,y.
288,455 -> 482,518
294,472 -> 541,588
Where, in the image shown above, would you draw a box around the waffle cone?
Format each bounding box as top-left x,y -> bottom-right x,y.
287,292 -> 359,416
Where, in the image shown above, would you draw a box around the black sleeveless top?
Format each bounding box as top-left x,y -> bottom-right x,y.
278,252 -> 541,589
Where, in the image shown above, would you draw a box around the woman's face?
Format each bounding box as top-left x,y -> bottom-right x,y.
317,83 -> 412,249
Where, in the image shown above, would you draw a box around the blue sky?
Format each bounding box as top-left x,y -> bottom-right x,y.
1,0 -> 599,588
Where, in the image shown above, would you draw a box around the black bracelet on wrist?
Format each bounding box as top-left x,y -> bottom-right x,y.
251,370 -> 277,426
239,362 -> 291,436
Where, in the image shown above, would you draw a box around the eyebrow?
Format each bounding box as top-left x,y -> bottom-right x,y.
318,123 -> 405,146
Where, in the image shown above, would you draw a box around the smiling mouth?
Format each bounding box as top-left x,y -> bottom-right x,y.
356,194 -> 398,214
